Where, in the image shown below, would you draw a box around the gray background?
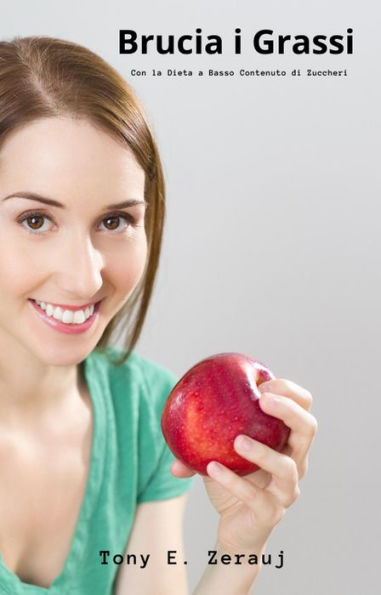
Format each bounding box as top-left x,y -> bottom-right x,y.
2,1 -> 380,593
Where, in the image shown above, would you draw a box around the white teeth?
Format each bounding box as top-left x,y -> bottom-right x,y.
73,310 -> 85,324
33,300 -> 94,324
62,309 -> 74,324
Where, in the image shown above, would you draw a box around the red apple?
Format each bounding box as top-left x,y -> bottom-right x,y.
161,353 -> 290,476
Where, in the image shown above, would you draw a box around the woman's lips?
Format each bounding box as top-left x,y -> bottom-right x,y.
28,299 -> 102,334
29,299 -> 101,311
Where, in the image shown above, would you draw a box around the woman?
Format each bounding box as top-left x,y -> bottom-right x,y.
0,36 -> 317,594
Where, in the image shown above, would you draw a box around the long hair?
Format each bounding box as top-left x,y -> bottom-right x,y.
0,36 -> 166,365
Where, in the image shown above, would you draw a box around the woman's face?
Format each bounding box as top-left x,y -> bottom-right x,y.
0,116 -> 147,366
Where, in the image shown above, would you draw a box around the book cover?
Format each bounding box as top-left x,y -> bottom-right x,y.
0,2 -> 377,594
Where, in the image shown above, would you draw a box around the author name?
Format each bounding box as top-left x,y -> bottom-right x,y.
99,549 -> 284,569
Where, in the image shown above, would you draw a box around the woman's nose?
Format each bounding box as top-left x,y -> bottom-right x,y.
53,233 -> 105,300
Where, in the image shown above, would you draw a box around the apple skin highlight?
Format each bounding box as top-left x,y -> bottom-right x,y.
161,353 -> 291,476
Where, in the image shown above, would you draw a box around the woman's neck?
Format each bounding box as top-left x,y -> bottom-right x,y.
0,351 -> 85,427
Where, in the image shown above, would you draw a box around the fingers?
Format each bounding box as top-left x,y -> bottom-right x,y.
206,460 -> 284,526
171,459 -> 196,478
234,436 -> 300,508
259,393 -> 317,445
258,378 -> 313,411
259,392 -> 318,477
206,438 -> 300,527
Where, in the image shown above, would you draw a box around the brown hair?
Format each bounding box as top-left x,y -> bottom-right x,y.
0,35 -> 166,365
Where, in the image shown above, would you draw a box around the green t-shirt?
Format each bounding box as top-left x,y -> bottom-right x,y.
0,346 -> 194,594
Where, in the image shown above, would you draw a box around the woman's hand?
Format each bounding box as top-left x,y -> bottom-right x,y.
171,378 -> 317,554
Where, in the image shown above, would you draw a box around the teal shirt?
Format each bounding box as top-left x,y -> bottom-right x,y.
0,346 -> 194,594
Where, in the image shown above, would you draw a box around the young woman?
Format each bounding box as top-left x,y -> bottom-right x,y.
0,36 -> 317,594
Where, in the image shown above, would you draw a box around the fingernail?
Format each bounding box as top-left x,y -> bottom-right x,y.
235,435 -> 252,451
207,461 -> 224,476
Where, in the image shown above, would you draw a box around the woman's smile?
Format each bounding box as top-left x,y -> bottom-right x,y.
29,298 -> 100,312
28,298 -> 102,335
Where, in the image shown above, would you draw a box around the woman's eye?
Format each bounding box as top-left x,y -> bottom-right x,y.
99,214 -> 135,232
19,213 -> 52,233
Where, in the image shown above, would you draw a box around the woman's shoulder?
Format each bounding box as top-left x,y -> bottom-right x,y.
87,344 -> 179,412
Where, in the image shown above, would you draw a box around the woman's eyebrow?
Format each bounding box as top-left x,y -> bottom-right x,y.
1,191 -> 147,209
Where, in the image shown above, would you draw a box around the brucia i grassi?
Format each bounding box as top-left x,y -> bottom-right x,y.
119,28 -> 353,55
